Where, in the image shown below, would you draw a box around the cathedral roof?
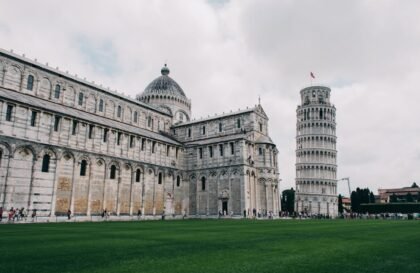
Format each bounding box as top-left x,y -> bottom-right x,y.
141,64 -> 187,98
255,135 -> 274,145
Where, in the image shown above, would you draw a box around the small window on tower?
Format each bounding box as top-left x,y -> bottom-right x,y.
110,165 -> 117,179
133,111 -> 138,123
27,75 -> 34,91
80,160 -> 87,176
99,99 -> 104,112
54,116 -> 61,132
117,106 -> 122,118
130,135 -> 135,148
54,84 -> 61,99
135,169 -> 141,182
88,125 -> 94,139
78,92 -> 84,106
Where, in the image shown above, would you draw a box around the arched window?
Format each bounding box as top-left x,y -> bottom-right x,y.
148,116 -> 152,127
80,160 -> 87,176
158,172 -> 162,184
41,154 -> 50,172
219,122 -> 222,132
319,109 -> 323,119
117,106 -> 122,118
27,75 -> 34,91
135,169 -> 141,182
110,165 -> 117,179
133,111 -> 138,123
237,118 -> 241,128
201,177 -> 206,191
176,175 -> 181,187
54,84 -> 61,99
99,99 -> 104,112
78,92 -> 84,106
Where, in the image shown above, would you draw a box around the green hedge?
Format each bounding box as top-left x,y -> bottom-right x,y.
360,203 -> 420,213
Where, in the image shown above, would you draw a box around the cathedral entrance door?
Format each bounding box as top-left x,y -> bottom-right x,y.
222,200 -> 228,215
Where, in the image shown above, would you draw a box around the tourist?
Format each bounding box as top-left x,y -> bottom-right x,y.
137,209 -> 142,220
19,207 -> 25,221
67,209 -> 71,220
0,206 -> 3,222
31,209 -> 37,222
13,208 -> 19,221
8,207 -> 14,221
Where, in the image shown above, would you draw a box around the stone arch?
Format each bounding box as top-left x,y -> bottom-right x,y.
88,158 -> 106,215
105,99 -> 115,118
38,77 -> 52,99
119,162 -> 133,215
86,93 -> 97,113
0,142 -> 11,205
55,151 -> 74,215
7,146 -> 35,210
124,106 -> 132,122
4,64 -> 22,91
64,86 -> 76,106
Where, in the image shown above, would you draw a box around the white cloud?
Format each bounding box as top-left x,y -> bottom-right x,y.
0,0 -> 418,195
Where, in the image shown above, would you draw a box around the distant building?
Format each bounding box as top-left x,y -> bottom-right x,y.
341,197 -> 351,212
378,183 -> 419,203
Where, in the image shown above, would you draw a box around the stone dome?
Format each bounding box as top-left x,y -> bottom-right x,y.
140,64 -> 186,98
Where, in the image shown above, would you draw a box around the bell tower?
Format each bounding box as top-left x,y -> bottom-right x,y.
295,86 -> 338,217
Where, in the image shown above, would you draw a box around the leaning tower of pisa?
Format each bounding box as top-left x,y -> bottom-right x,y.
295,86 -> 338,217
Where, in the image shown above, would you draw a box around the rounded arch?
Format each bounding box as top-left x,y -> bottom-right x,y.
77,154 -> 91,165
0,142 -> 12,155
13,144 -> 36,158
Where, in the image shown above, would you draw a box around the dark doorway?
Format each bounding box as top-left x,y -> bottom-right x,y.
222,200 -> 228,215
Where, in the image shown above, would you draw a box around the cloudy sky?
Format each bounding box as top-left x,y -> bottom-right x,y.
1,0 -> 419,195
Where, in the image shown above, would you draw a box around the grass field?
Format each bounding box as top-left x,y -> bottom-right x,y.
0,220 -> 419,273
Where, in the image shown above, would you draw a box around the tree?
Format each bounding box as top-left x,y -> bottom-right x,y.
338,194 -> 344,214
406,193 -> 414,202
351,187 -> 376,212
369,192 -> 375,203
281,188 -> 295,214
351,189 -> 360,212
411,182 -> 418,188
390,193 -> 398,203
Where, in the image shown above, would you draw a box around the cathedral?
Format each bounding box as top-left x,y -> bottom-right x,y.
0,48 -> 280,220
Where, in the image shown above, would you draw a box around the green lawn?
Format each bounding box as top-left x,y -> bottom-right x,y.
0,220 -> 419,273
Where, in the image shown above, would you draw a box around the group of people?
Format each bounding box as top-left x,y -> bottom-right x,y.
0,207 -> 37,222
243,208 -> 275,219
